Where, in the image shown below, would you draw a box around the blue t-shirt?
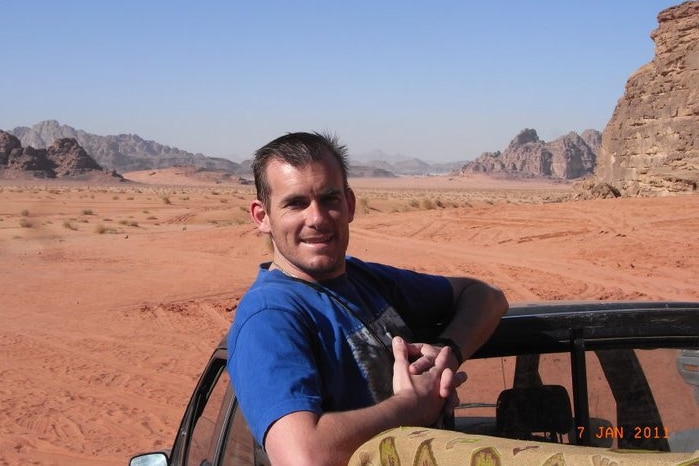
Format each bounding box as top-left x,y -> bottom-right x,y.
227,256 -> 453,444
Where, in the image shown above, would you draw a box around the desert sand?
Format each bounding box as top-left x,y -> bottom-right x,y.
1,171 -> 697,465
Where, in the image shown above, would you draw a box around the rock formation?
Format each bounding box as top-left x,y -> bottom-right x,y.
10,121 -> 465,176
593,1 -> 699,196
459,128 -> 599,179
10,120 -> 241,174
0,130 -> 123,180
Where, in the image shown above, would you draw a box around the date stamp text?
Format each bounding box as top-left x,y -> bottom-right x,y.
577,425 -> 669,440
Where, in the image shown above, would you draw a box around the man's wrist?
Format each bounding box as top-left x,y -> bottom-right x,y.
433,337 -> 464,366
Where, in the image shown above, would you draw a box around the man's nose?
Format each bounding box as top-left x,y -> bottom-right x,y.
306,201 -> 328,226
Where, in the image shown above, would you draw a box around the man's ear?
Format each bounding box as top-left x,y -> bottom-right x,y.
250,200 -> 271,234
346,188 -> 356,223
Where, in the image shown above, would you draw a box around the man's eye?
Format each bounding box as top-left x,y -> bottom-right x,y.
286,199 -> 307,209
322,195 -> 341,205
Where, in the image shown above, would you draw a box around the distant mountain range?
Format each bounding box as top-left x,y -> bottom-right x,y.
9,120 -> 241,174
6,120 -> 600,178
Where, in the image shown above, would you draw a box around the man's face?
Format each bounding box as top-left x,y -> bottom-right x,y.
251,152 -> 356,282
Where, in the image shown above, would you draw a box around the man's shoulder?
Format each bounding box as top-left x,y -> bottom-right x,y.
236,269 -> 327,320
346,256 -> 408,285
346,256 -> 395,275
244,271 -> 314,301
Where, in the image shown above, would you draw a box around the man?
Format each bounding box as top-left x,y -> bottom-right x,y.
227,132 -> 508,466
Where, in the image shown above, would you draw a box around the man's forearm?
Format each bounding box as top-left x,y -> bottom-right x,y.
442,278 -> 509,361
266,336 -> 452,466
266,392 -> 432,466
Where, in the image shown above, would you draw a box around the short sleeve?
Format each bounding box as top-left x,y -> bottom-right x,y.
228,305 -> 323,444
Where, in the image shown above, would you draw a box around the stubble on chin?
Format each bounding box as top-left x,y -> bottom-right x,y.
294,254 -> 346,280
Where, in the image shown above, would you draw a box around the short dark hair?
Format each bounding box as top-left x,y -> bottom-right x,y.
252,132 -> 350,208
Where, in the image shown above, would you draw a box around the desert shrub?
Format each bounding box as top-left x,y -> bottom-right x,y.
63,221 -> 78,231
81,209 -> 94,215
118,220 -> 139,227
162,196 -> 172,205
359,197 -> 371,214
95,224 -> 118,234
20,209 -> 29,217
420,198 -> 435,210
19,218 -> 32,228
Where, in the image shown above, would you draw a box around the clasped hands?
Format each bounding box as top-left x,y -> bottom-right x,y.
391,336 -> 467,428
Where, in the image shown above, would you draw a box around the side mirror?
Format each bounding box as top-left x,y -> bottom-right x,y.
129,452 -> 168,466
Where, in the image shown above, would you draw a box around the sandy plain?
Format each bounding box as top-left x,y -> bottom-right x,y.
0,170 -> 697,465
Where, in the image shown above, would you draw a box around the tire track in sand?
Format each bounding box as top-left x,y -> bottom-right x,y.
350,224 -> 696,302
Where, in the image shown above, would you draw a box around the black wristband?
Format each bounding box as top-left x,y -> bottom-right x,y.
433,337 -> 464,366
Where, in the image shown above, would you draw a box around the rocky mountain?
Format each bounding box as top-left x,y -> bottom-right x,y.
11,121 -> 458,177
7,120 -> 603,180
10,120 -> 241,174
592,1 -> 699,196
0,130 -> 123,181
459,128 -> 600,179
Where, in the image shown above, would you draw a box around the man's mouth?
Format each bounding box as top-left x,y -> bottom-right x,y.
302,235 -> 333,244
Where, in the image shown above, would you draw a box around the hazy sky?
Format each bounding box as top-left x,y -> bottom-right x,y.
1,1 -> 682,162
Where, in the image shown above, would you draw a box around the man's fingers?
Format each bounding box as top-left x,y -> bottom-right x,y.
404,342 -> 426,360
439,367 -> 454,398
407,342 -> 437,375
409,357 -> 433,375
410,344 -> 455,375
392,336 -> 409,364
392,336 -> 412,392
433,345 -> 452,370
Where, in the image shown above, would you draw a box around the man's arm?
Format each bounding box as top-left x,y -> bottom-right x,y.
441,276 -> 509,361
263,337 -> 454,466
408,277 -> 508,375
